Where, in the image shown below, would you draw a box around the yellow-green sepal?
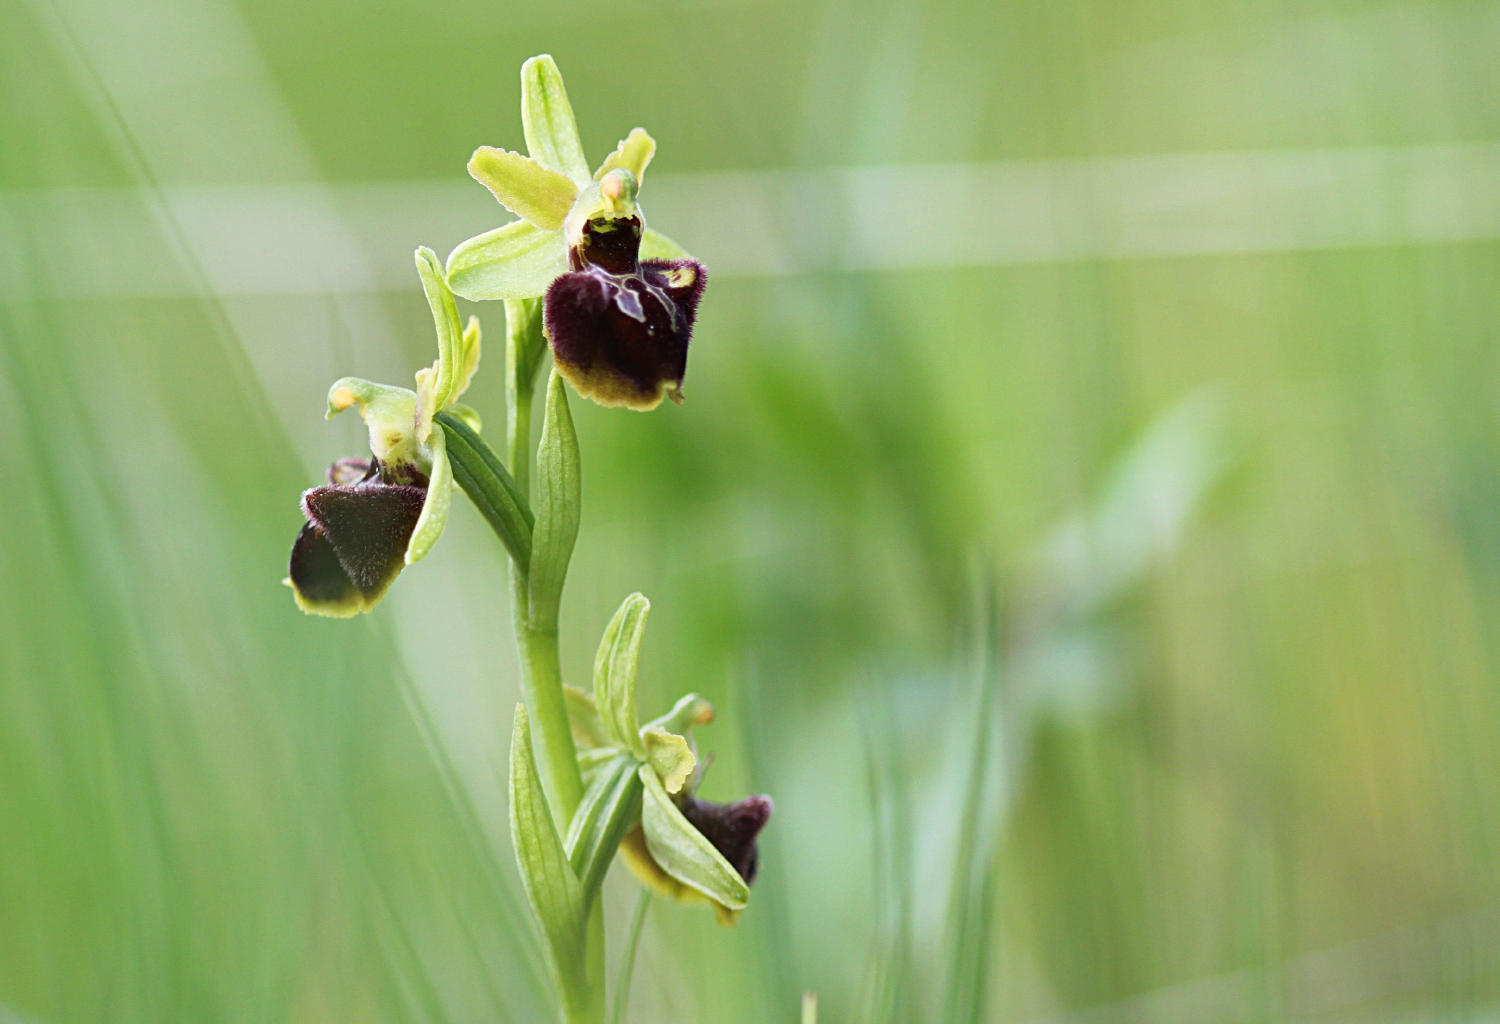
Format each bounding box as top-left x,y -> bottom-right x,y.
468,147 -> 579,231
446,220 -> 569,301
405,425 -> 451,566
638,765 -> 750,912
521,54 -> 591,188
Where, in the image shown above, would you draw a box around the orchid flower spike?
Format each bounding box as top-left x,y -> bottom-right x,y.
286,248 -> 482,616
445,55 -> 707,411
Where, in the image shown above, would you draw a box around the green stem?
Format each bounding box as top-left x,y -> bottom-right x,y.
516,623 -> 583,817
504,299 -> 598,1024
609,891 -> 651,1024
504,299 -> 584,820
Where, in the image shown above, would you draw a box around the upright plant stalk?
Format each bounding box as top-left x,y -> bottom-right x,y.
505,297 -> 584,822
287,54 -> 769,1024
503,297 -> 602,1023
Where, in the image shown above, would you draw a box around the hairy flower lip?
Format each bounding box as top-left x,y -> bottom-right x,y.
287,456 -> 430,618
680,794 -> 773,886
544,257 -> 707,412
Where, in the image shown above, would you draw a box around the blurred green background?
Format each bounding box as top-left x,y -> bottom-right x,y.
5,0 -> 1500,1020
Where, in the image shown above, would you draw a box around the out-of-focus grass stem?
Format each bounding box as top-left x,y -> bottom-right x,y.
608,890 -> 651,1024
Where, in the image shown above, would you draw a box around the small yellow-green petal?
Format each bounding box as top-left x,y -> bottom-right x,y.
642,728 -> 695,795
446,221 -> 569,302
413,363 -> 439,446
594,128 -> 656,184
468,147 -> 578,231
521,54 -> 591,188
405,429 -> 451,565
454,316 -> 482,401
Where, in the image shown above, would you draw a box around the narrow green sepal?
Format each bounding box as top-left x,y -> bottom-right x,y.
594,128 -> 656,184
446,221 -> 569,302
438,411 -> 533,569
528,370 -> 581,629
468,147 -> 579,231
405,427 -> 451,566
564,752 -> 644,905
509,704 -> 588,996
521,54 -> 591,187
638,765 -> 750,911
594,593 -> 650,759
643,728 -> 695,795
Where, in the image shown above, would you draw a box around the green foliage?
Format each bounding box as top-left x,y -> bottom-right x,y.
528,371 -> 581,629
509,704 -> 590,1008
438,411 -> 533,568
